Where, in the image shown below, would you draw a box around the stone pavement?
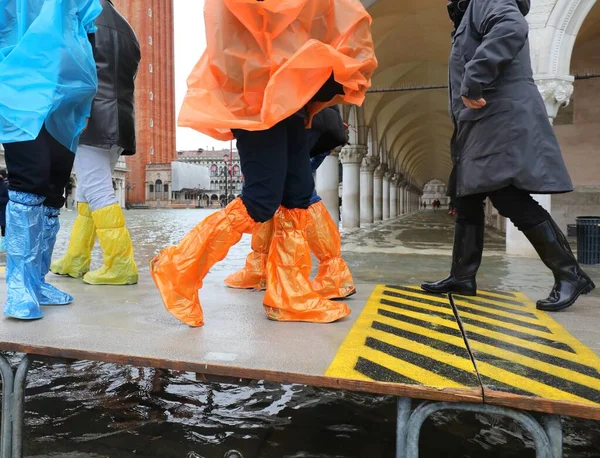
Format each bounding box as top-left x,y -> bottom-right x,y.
342,210 -> 600,354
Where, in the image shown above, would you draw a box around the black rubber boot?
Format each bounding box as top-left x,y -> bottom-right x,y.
421,223 -> 484,296
523,219 -> 595,311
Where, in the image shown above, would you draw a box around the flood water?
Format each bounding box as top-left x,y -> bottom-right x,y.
5,209 -> 600,457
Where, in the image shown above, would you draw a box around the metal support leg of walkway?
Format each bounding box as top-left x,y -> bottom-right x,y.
0,354 -> 31,458
395,398 -> 563,458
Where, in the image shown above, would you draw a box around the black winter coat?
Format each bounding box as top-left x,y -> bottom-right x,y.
448,0 -> 573,197
79,0 -> 141,155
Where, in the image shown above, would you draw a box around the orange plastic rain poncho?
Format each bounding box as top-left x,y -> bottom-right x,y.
179,0 -> 377,141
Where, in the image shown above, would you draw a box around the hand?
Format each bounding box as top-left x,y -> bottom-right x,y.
462,96 -> 487,110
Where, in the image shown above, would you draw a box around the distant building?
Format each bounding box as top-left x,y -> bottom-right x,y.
421,179 -> 448,207
176,148 -> 243,206
144,160 -> 211,209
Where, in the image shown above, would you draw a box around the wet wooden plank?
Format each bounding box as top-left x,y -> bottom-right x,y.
0,276 -> 482,403
452,290 -> 600,420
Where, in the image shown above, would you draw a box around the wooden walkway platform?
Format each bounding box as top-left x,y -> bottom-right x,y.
0,275 -> 599,419
1,274 -> 600,457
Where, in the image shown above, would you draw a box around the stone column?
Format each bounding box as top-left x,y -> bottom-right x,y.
340,145 -> 366,229
360,156 -> 379,225
390,176 -> 398,219
400,185 -> 405,214
316,148 -> 340,225
373,164 -> 386,222
382,172 -> 391,220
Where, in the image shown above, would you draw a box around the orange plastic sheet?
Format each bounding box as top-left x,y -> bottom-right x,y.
224,219 -> 274,290
306,201 -> 356,299
179,0 -> 378,141
151,198 -> 256,327
263,208 -> 350,323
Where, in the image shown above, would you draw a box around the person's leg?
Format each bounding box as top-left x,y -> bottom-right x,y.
489,186 -> 595,311
50,146 -> 96,278
51,146 -> 97,278
421,192 -> 486,295
264,117 -> 350,323
306,193 -> 356,299
80,146 -> 137,285
151,123 -> 290,326
224,219 -> 274,290
2,129 -> 54,319
221,124 -> 289,291
38,131 -> 75,305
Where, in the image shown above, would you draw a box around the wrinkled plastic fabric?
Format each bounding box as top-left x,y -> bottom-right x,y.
151,198 -> 256,327
225,219 -> 274,290
83,204 -> 138,285
39,207 -> 74,305
0,0 -> 102,151
306,201 -> 356,299
179,0 -> 378,141
51,202 -> 97,278
0,236 -> 5,253
263,207 -> 350,323
4,191 -> 44,320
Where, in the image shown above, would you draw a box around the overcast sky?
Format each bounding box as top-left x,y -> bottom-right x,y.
173,0 -> 229,152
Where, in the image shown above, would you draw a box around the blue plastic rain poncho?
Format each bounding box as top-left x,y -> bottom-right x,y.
0,0 -> 102,152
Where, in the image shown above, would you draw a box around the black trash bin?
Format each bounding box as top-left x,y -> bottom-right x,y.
576,216 -> 600,265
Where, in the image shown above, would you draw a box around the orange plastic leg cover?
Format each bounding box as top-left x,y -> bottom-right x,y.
224,219 -> 274,290
151,198 -> 256,327
263,208 -> 351,323
307,201 -> 356,299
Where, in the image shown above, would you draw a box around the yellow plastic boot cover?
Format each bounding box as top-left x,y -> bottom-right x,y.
224,219 -> 274,290
83,204 -> 138,286
307,201 -> 356,299
263,207 -> 350,323
50,202 -> 96,278
151,198 -> 256,327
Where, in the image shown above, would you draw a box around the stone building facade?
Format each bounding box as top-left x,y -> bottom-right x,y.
176,149 -> 243,206
421,180 -> 448,207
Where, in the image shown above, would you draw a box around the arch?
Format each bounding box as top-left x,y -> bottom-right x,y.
541,0 -> 597,75
155,179 -> 163,193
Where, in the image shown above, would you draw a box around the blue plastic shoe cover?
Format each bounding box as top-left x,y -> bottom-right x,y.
4,191 -> 45,320
39,206 -> 74,305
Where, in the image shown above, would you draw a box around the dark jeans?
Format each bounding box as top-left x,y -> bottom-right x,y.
234,115 -> 318,223
455,186 -> 550,231
3,126 -> 75,209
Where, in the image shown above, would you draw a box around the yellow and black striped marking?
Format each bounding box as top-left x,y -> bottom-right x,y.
326,285 -> 481,394
452,291 -> 600,409
327,285 -> 600,417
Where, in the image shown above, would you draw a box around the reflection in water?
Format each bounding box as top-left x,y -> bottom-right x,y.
11,210 -> 600,456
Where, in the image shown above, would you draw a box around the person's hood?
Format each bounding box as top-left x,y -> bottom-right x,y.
517,0 -> 531,16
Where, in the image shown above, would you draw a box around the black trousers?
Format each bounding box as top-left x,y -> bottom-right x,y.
2,126 -> 75,209
456,186 -> 550,231
233,115 -> 318,223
